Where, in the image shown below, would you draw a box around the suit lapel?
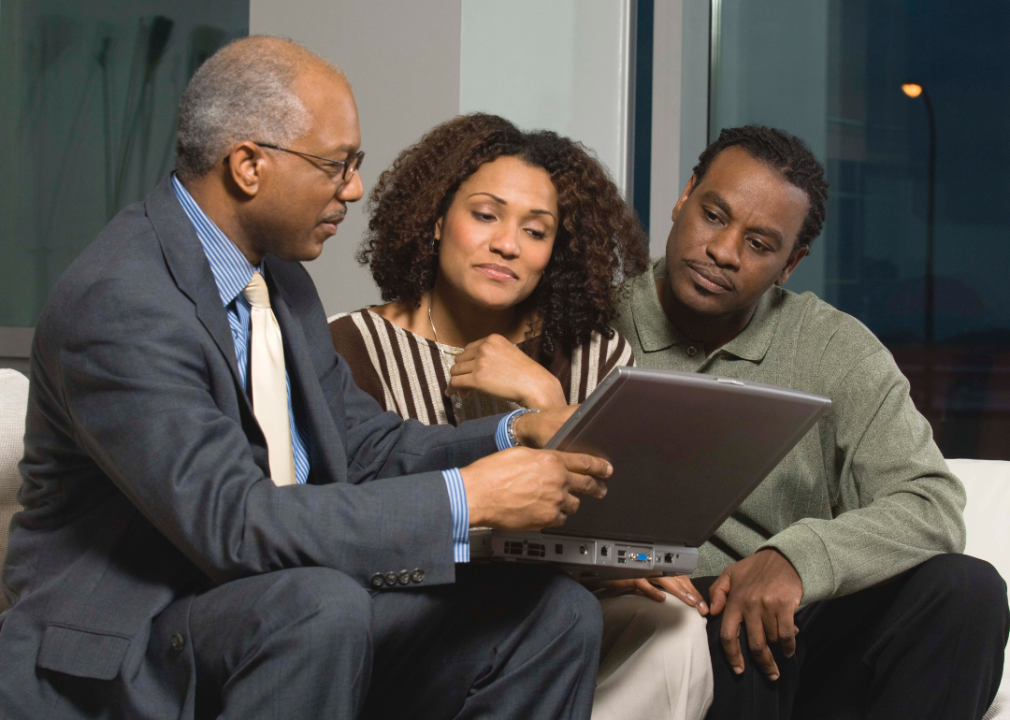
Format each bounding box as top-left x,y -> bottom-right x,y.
266,262 -> 347,485
144,176 -> 251,417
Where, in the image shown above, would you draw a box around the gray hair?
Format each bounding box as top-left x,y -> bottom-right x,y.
175,36 -> 345,179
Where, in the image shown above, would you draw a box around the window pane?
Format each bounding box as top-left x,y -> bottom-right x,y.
710,0 -> 1010,459
0,0 -> 248,327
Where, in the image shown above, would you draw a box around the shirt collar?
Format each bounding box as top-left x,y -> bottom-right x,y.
631,258 -> 685,353
171,173 -> 262,308
632,256 -> 781,363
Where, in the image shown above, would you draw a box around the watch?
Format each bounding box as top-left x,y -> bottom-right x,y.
506,408 -> 540,447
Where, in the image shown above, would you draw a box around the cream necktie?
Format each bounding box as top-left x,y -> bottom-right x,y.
242,272 -> 296,486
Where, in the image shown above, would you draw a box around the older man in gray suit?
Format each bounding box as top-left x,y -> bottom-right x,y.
0,37 -> 612,720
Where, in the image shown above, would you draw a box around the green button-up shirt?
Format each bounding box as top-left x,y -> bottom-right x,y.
613,258 -> 966,604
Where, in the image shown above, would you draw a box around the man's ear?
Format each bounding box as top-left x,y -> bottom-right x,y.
227,141 -> 267,198
671,175 -> 698,223
775,244 -> 809,286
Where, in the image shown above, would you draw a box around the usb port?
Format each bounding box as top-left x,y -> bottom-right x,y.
617,550 -> 626,557
617,558 -> 626,564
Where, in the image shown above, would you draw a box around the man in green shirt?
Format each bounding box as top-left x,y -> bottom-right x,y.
611,126 -> 1008,718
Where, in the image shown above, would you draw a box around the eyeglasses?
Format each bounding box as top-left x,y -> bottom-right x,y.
254,142 -> 364,183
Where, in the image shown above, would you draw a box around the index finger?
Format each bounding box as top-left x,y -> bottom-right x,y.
557,451 -> 613,478
564,471 -> 607,500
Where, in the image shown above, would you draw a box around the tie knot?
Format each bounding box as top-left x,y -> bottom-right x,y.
242,272 -> 271,309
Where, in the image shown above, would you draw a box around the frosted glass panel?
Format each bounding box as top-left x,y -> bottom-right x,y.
0,0 -> 248,327
460,0 -> 633,192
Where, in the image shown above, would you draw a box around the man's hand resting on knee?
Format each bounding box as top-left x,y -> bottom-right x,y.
708,549 -> 803,682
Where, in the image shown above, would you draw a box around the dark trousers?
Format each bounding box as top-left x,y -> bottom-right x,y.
696,554 -> 1009,720
185,563 -> 602,720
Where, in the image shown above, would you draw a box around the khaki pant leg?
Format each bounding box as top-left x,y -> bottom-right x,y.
592,593 -> 713,720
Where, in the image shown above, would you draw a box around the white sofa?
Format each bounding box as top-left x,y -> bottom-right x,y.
951,458 -> 1010,720
0,369 -> 28,615
0,368 -> 1007,716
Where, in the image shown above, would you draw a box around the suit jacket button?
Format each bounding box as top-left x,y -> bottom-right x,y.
370,573 -> 385,589
398,570 -> 411,586
170,633 -> 185,652
411,569 -> 425,584
384,572 -> 398,587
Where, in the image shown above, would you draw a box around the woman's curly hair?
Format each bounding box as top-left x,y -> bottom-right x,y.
358,113 -> 649,360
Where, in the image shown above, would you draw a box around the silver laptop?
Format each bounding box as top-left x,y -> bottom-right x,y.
470,367 -> 831,580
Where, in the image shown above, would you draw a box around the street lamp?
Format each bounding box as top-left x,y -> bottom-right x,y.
902,81 -> 937,345
902,80 -> 937,417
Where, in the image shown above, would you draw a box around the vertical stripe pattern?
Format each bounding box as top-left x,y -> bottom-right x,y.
330,310 -> 636,426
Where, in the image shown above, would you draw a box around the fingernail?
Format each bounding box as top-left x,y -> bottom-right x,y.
606,463 -> 613,475
686,594 -> 696,603
733,666 -> 744,675
770,674 -> 779,682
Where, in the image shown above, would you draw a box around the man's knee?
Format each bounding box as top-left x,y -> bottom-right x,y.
540,573 -> 604,650
266,567 -> 373,648
913,554 -> 1008,616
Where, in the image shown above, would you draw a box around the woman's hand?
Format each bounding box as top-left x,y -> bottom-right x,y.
447,334 -> 567,410
601,575 -> 709,615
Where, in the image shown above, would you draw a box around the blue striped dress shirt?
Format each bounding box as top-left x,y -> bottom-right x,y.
171,174 -> 520,561
172,175 -> 311,484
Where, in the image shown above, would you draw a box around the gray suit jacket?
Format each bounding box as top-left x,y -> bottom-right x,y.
0,176 -> 499,716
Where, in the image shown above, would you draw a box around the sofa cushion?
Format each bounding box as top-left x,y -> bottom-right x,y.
947,458 -> 1010,714
0,368 -> 29,614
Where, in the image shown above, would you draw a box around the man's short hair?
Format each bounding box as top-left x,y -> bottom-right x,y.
692,126 -> 829,249
175,36 -> 345,179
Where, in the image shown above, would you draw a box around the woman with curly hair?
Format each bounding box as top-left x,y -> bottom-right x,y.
331,113 -> 646,420
329,114 -> 713,720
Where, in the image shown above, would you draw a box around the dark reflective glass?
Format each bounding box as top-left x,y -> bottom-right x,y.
710,0 -> 1010,459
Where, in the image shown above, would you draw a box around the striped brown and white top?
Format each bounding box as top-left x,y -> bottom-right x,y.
328,308 -> 635,426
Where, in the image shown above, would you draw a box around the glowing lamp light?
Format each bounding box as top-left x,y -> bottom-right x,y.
902,83 -> 923,98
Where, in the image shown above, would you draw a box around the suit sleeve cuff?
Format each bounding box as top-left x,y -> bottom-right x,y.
496,409 -> 525,451
442,468 -> 470,563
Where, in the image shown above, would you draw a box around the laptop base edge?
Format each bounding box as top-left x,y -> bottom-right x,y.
469,529 -> 699,581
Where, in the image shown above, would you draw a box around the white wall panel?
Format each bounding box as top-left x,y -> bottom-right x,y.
460,0 -> 633,193
250,0 -> 461,315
